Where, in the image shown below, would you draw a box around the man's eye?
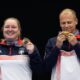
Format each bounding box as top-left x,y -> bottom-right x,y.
67,22 -> 71,24
62,22 -> 66,24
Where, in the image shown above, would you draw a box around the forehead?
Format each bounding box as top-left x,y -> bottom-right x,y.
60,12 -> 75,19
60,12 -> 76,22
4,19 -> 18,26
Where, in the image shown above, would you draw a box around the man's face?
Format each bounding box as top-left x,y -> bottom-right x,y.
60,13 -> 78,33
3,19 -> 20,40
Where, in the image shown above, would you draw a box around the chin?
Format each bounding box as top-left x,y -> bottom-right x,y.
5,37 -> 15,40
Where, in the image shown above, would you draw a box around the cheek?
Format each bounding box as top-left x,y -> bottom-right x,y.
15,31 -> 20,36
61,26 -> 65,30
3,30 -> 6,35
14,29 -> 20,34
69,25 -> 75,29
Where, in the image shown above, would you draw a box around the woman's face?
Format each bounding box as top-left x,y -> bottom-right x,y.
3,19 -> 20,40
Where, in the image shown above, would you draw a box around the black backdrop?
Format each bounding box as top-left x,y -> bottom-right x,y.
0,0 -> 80,57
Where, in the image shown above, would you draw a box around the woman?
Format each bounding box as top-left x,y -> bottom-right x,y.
0,17 -> 41,80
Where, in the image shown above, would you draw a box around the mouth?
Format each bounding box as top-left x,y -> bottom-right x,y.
5,31 -> 16,36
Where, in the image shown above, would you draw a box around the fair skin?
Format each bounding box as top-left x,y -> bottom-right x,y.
3,19 -> 20,41
56,9 -> 78,48
2,18 -> 34,54
59,11 -> 78,33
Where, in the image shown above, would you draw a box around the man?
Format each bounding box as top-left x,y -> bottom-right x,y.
44,8 -> 80,80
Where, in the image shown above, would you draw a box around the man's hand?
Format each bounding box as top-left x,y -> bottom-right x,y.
67,33 -> 78,46
56,32 -> 66,48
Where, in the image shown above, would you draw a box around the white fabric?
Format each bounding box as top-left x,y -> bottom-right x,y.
51,50 -> 80,80
0,55 -> 32,80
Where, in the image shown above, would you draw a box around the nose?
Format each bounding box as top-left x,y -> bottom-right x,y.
8,26 -> 13,31
65,23 -> 69,28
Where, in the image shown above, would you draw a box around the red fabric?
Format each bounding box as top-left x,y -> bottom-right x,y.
75,35 -> 80,39
0,39 -> 23,46
0,67 -> 2,80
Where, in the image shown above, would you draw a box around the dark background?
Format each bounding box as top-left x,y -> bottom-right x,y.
0,0 -> 80,58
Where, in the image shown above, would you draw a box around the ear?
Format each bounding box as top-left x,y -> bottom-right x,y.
75,18 -> 78,25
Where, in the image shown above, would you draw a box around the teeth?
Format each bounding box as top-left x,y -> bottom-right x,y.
6,32 -> 9,34
6,32 -> 14,35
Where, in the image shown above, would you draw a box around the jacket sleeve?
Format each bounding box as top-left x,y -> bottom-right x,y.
28,46 -> 42,80
44,38 -> 60,72
73,43 -> 80,62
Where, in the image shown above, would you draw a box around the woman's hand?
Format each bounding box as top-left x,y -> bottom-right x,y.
25,41 -> 35,54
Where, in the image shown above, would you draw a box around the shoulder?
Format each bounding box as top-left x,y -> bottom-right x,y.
47,37 -> 57,43
46,37 -> 57,47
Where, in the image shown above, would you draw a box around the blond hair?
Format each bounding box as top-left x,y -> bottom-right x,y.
59,8 -> 77,20
3,17 -> 21,31
2,17 -> 21,38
